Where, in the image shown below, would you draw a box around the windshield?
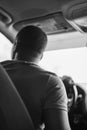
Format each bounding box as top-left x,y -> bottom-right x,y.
0,32 -> 87,84
40,48 -> 87,83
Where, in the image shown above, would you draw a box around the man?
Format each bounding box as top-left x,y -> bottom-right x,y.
1,25 -> 71,130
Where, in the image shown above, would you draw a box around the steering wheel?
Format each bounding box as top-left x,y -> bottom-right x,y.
69,84 -> 87,130
67,84 -> 78,112
61,76 -> 78,111
62,76 -> 87,130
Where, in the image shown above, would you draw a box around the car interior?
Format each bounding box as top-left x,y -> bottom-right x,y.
0,0 -> 87,129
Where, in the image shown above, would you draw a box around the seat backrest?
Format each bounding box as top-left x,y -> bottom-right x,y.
0,64 -> 35,130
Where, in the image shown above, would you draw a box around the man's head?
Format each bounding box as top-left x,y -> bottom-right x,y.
12,25 -> 47,62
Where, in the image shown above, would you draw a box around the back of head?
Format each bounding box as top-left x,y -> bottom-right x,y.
12,25 -> 47,59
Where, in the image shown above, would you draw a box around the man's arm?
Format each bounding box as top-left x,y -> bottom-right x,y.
43,109 -> 71,130
43,75 -> 71,130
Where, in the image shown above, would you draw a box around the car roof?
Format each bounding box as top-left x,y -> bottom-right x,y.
0,0 -> 87,50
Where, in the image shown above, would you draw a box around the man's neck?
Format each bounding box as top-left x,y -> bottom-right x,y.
14,57 -> 39,65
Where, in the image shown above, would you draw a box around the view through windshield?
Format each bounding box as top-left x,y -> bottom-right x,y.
40,48 -> 87,83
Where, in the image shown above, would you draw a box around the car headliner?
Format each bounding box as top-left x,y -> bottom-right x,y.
0,0 -> 70,22
0,0 -> 87,50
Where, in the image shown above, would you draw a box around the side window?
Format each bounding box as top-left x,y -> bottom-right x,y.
0,33 -> 12,61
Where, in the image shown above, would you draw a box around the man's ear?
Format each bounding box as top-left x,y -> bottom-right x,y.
40,53 -> 43,60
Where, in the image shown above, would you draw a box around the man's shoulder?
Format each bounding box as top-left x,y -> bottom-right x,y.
1,60 -> 12,66
38,67 -> 57,76
36,66 -> 58,80
1,60 -> 58,78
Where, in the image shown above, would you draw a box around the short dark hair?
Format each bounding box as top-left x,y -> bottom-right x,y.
13,25 -> 47,58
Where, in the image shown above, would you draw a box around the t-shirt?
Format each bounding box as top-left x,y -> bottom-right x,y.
1,60 -> 67,129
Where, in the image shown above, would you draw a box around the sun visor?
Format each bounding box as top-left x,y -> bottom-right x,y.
63,0 -> 87,33
14,12 -> 75,35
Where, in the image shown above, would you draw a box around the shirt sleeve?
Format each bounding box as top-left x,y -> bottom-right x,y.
44,74 -> 68,111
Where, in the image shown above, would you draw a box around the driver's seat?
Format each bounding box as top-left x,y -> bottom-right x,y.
0,64 -> 35,130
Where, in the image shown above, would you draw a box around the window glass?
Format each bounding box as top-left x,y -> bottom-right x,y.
0,33 -> 12,61
40,47 -> 87,83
